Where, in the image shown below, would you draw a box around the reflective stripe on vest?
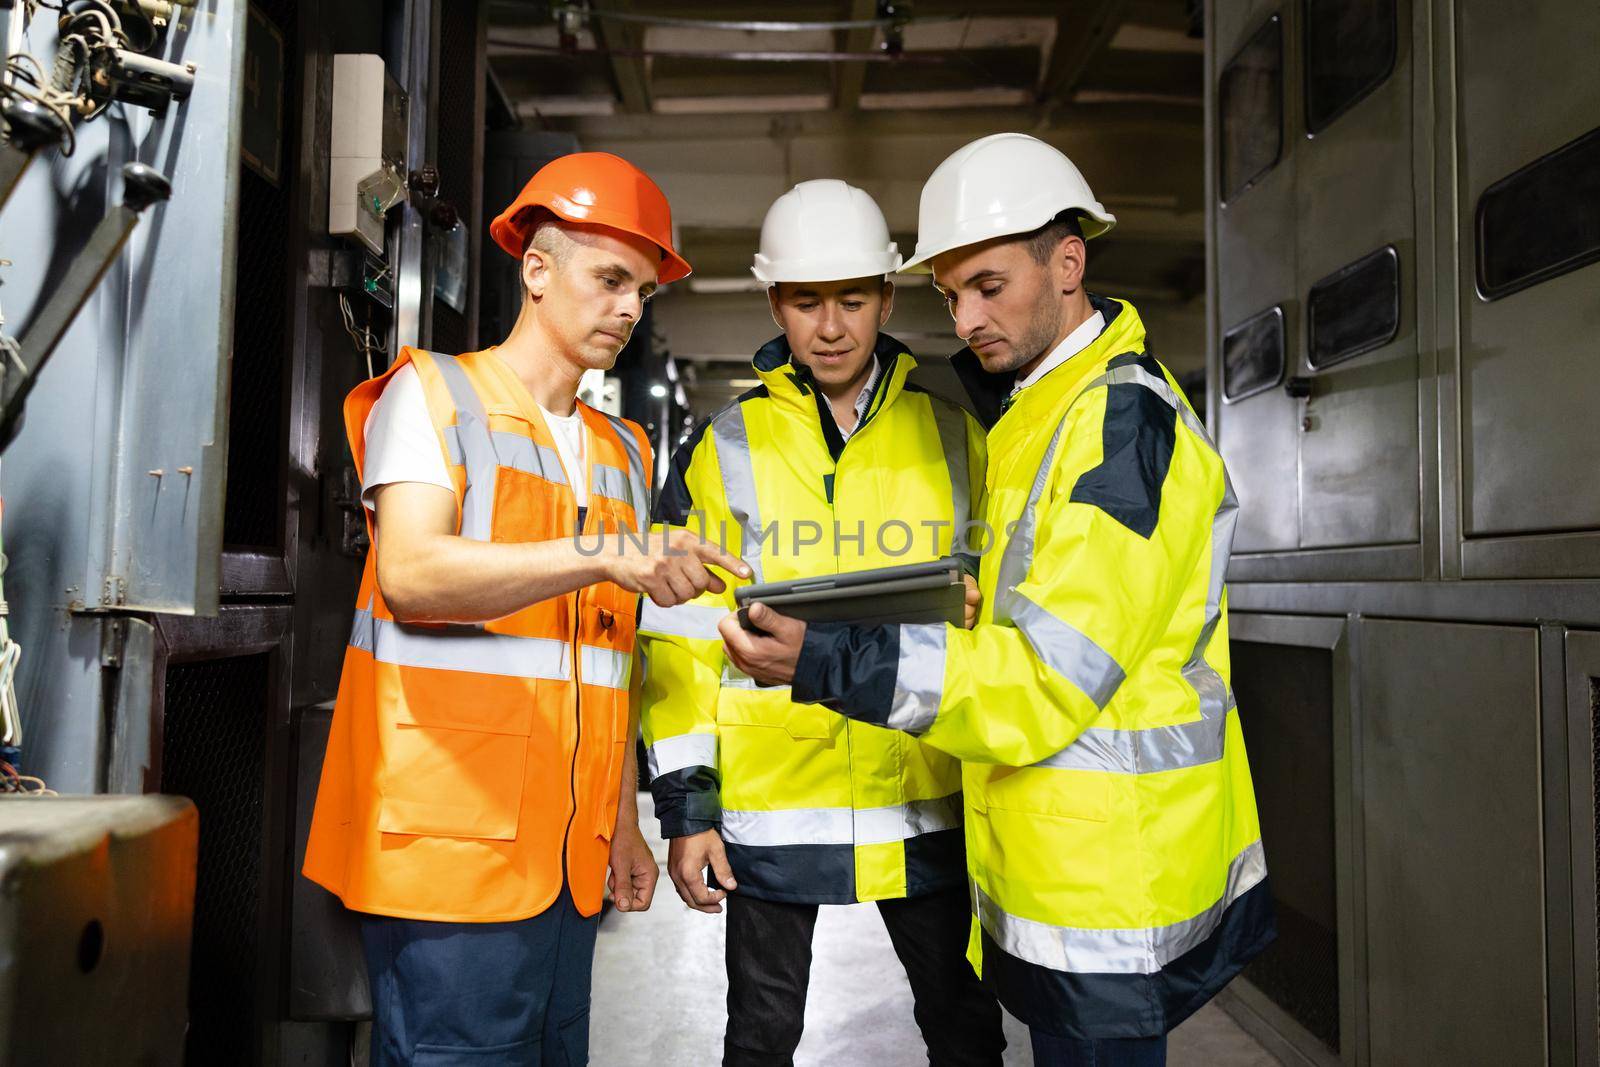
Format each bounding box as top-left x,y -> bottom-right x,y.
431,353 -> 499,540
599,410 -> 651,518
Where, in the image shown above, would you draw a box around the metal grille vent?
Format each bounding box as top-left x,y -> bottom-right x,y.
160,654 -> 271,1066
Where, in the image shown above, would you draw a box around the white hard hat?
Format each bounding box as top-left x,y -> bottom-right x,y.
751,179 -> 902,284
899,132 -> 1116,275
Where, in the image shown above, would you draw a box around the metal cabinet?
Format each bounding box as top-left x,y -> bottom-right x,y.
1211,1 -> 1425,577
1359,620 -> 1545,1065
1451,1 -> 1600,577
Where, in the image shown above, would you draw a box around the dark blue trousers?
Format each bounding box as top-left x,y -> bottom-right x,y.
358,887 -> 599,1066
1029,1029 -> 1168,1066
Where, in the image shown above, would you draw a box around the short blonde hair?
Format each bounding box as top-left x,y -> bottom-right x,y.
520,209 -> 578,267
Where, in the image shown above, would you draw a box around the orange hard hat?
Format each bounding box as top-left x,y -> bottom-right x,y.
489,151 -> 692,283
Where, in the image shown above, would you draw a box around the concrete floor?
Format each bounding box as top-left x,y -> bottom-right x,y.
591,795 -> 1281,1066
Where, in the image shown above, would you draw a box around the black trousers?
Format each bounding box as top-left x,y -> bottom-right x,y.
723,886 -> 1006,1067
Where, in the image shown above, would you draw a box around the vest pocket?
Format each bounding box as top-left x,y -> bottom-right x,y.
377,722 -> 528,840
491,463 -> 569,543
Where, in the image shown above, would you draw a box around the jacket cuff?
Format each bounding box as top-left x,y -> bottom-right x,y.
792,621 -> 900,727
651,777 -> 722,838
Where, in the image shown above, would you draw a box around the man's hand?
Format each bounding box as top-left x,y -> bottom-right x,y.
667,828 -> 738,914
606,528 -> 750,608
962,574 -> 982,629
719,602 -> 806,687
607,822 -> 659,913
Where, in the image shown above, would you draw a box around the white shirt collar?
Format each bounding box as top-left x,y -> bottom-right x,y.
1009,310 -> 1105,397
838,353 -> 882,440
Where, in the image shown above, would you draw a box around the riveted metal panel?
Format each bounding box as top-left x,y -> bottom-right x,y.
1361,620 -> 1545,1065
1455,1 -> 1600,547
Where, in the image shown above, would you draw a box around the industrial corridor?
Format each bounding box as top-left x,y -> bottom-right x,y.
2,0 -> 1597,1065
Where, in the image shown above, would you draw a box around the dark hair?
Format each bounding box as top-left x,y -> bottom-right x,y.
1021,210 -> 1085,266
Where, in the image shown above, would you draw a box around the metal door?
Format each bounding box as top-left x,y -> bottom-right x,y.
1360,620 -> 1545,1065
1453,1 -> 1600,576
1565,631 -> 1600,1067
1293,0 -> 1419,552
1212,2 -> 1299,555
1223,614 -> 1357,1066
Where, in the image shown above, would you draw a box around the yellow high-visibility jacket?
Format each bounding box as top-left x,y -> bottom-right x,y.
639,332 -> 986,904
794,297 -> 1275,1038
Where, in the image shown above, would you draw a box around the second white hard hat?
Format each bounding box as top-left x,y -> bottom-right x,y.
751,179 -> 903,284
899,132 -> 1116,274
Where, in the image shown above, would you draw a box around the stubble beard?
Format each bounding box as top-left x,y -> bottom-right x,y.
983,301 -> 1066,375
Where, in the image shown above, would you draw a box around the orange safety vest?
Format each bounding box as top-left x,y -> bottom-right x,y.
303,346 -> 652,922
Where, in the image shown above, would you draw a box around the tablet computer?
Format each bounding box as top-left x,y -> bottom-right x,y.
733,556 -> 965,630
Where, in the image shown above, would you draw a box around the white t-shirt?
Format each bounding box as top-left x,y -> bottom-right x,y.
361,363 -> 589,510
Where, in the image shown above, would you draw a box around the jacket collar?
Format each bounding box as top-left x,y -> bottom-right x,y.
997,295 -> 1146,429
752,331 -> 916,430
949,292 -> 1132,429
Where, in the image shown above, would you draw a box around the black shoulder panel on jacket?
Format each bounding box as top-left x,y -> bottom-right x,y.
653,386 -> 768,525
1069,354 -> 1176,539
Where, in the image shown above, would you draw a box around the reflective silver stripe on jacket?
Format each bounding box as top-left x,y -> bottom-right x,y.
711,401 -> 765,583
350,607 -> 572,680
974,838 -> 1266,975
646,732 -> 718,780
580,644 -> 632,690
430,353 -> 498,540
929,400 -> 972,529
889,622 -> 946,734
1010,593 -> 1126,709
721,794 -> 963,848
639,600 -> 728,641
998,354 -> 1241,776
720,663 -> 786,693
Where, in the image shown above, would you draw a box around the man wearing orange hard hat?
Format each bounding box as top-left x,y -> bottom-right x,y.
304,152 -> 745,1065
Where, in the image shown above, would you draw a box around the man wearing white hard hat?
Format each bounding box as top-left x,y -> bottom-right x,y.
721,136 -> 1276,1066
639,178 -> 1004,1065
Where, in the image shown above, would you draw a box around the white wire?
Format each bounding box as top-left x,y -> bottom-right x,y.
338,292 -> 383,379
